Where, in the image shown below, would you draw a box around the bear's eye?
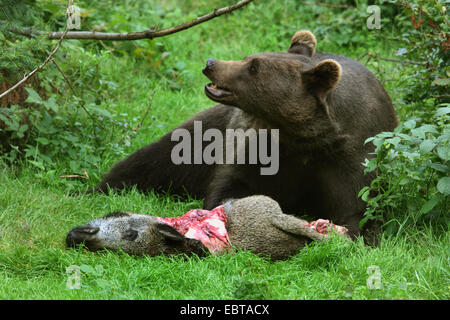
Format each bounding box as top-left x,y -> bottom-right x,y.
248,59 -> 259,75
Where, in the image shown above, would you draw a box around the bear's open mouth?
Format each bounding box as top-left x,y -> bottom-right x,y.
205,83 -> 233,99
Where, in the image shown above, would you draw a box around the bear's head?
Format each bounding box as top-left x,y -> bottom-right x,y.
202,30 -> 341,139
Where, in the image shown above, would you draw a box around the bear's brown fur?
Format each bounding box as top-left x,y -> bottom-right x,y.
89,30 -> 398,239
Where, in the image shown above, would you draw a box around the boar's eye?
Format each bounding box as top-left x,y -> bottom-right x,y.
249,58 -> 259,75
122,229 -> 138,241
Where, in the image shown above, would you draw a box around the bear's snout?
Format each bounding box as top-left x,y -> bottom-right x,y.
202,58 -> 216,76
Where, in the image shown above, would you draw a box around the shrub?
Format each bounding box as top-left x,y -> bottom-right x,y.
0,1 -> 156,185
360,105 -> 449,234
359,0 -> 449,234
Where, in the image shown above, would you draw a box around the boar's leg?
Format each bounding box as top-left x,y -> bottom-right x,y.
270,214 -> 328,242
270,214 -> 351,242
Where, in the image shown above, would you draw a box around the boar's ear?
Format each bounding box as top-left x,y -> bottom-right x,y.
223,199 -> 235,215
155,223 -> 184,241
301,59 -> 341,97
288,30 -> 317,57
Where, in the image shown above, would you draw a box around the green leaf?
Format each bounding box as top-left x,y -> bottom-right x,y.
359,188 -> 370,202
399,177 -> 411,185
434,107 -> 450,118
429,163 -> 450,173
364,137 -> 375,144
35,137 -> 50,145
43,97 -> 59,112
358,186 -> 370,198
24,88 -> 42,104
403,119 -> 416,130
377,132 -> 395,138
419,140 -> 436,153
411,125 -> 438,139
372,137 -> 385,148
436,146 -> 450,161
16,124 -> 28,138
433,78 -> 450,86
359,213 -> 376,229
437,177 -> 450,195
19,124 -> 28,133
396,133 -> 413,141
395,48 -> 408,56
69,160 -> 80,173
386,137 -> 401,146
419,196 -> 441,215
29,160 -> 45,170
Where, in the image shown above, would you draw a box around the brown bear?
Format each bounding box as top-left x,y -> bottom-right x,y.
88,30 -> 398,239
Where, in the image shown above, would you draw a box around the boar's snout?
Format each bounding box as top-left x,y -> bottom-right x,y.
66,226 -> 100,248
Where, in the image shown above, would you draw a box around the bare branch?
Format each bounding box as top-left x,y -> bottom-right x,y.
1,0 -> 254,100
59,174 -> 88,179
20,0 -> 254,41
60,169 -> 89,179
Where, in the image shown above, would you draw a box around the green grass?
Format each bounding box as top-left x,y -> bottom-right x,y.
0,169 -> 448,299
0,0 -> 448,299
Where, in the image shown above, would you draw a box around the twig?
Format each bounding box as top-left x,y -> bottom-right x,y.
357,52 -> 369,61
0,27 -> 69,99
369,53 -> 426,66
134,91 -> 155,132
98,39 -> 115,52
360,52 -> 426,66
60,174 -> 87,179
302,1 -> 353,9
50,58 -> 103,128
15,0 -> 254,41
375,56 -> 426,66
374,33 -> 411,44
60,169 -> 89,179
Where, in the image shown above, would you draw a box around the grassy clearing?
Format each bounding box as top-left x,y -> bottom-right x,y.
0,0 -> 448,299
0,167 -> 448,299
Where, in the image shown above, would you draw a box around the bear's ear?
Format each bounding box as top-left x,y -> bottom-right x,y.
288,30 -> 317,57
301,59 -> 341,97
